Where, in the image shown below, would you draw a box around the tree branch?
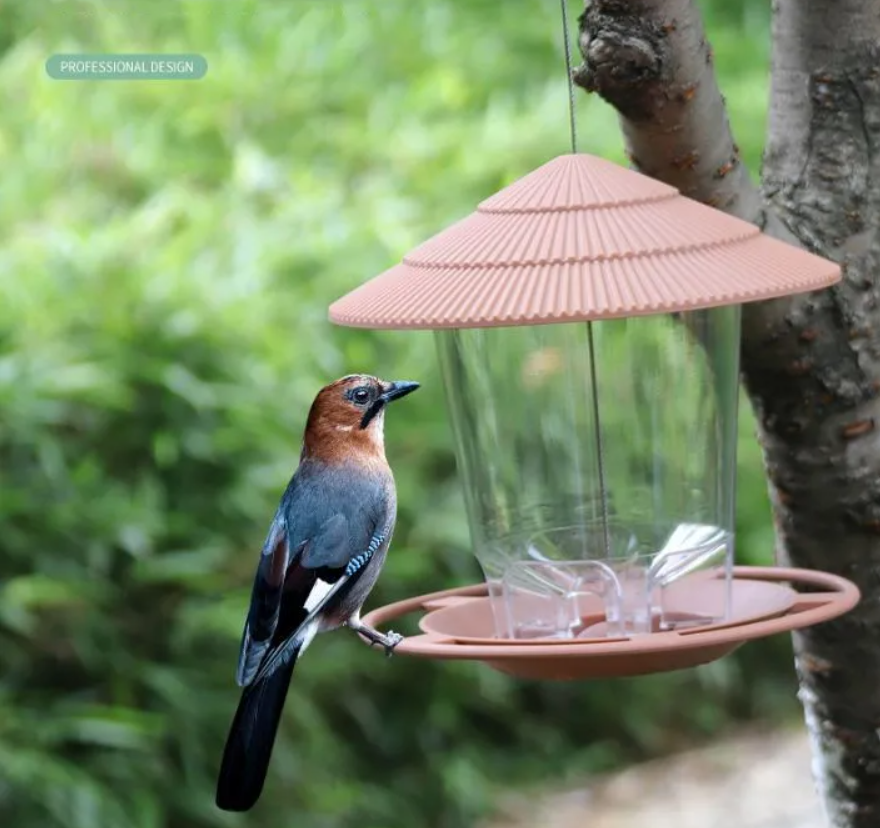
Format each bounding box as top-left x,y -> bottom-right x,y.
573,0 -> 803,346
574,0 -> 758,217
576,1 -> 880,826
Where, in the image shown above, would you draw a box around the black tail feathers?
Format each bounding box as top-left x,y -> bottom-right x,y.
215,651 -> 299,812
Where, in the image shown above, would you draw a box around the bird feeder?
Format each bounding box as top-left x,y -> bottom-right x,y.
328,154 -> 859,680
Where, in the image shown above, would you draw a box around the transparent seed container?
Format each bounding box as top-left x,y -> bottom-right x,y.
436,307 -> 740,640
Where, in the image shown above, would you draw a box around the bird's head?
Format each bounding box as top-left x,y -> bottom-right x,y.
303,374 -> 420,461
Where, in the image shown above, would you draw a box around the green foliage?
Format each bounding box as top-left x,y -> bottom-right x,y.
0,2 -> 791,827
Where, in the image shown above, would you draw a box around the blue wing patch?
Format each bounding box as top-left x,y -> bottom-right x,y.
345,553 -> 369,577
344,530 -> 386,577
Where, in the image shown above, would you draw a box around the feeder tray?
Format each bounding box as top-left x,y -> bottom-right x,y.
360,567 -> 859,680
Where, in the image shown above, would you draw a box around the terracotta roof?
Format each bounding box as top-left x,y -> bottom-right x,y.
329,154 -> 840,329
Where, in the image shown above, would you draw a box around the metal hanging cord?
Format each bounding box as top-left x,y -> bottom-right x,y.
558,0 -> 612,559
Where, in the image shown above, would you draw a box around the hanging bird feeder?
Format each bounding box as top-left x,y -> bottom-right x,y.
327,0 -> 859,680
328,152 -> 858,681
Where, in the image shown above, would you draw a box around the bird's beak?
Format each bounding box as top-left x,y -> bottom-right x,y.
380,380 -> 420,404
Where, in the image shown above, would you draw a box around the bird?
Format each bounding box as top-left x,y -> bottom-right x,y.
215,374 -> 419,812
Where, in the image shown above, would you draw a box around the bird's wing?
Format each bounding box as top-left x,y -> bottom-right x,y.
235,509 -> 298,686
251,523 -> 390,683
235,465 -> 392,686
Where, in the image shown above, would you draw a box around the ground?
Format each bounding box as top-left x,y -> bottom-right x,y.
485,728 -> 824,828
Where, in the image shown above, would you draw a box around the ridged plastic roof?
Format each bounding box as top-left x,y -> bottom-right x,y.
329,154 -> 841,329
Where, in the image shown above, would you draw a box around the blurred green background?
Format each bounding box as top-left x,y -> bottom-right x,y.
0,2 -> 790,827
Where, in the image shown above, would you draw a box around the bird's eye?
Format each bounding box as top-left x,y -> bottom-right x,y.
352,388 -> 370,405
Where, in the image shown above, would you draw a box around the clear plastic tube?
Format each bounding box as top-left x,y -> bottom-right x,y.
436,307 -> 740,639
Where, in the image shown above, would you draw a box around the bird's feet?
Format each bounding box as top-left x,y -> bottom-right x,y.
348,620 -> 405,657
374,630 -> 404,657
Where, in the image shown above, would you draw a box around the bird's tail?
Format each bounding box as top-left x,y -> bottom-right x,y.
215,647 -> 300,812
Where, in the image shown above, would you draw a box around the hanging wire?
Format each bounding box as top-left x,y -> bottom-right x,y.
558,0 -> 612,559
559,0 -> 579,154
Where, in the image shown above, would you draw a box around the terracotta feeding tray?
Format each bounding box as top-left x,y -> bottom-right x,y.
330,153 -> 857,679
362,567 -> 859,680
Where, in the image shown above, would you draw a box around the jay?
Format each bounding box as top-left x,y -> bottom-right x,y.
215,374 -> 419,812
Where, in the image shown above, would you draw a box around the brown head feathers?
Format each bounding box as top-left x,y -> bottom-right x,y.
301,374 -> 419,464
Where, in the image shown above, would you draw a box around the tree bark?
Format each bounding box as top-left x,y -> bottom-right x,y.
575,1 -> 880,826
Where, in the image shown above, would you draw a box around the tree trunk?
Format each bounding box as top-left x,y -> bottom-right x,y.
574,1 -> 880,826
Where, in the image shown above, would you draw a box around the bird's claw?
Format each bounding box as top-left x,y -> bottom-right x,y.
383,630 -> 404,657
369,629 -> 404,657
350,619 -> 405,657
